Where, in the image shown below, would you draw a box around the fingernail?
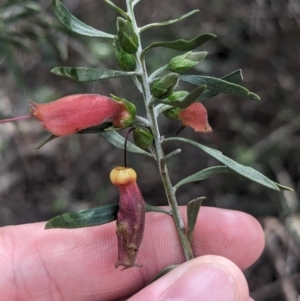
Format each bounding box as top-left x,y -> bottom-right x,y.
160,263 -> 237,301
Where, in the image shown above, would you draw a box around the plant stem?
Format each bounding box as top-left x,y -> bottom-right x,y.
126,0 -> 194,261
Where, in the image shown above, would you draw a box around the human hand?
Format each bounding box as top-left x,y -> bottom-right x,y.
0,206 -> 264,301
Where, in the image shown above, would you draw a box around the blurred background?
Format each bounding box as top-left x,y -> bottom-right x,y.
0,0 -> 299,299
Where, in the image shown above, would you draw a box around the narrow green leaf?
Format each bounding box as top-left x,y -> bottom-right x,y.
149,265 -> 178,284
142,33 -> 216,57
34,134 -> 57,150
45,203 -> 173,229
165,137 -> 280,191
180,75 -> 250,98
45,204 -> 119,229
51,0 -> 114,39
100,131 -> 153,158
274,182 -> 294,192
248,92 -> 261,100
187,197 -> 205,243
77,122 -> 114,134
158,85 -> 207,109
175,166 -> 233,191
51,67 -> 135,82
140,10 -> 199,32
146,205 -> 172,215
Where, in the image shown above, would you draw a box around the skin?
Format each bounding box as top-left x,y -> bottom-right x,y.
0,207 -> 264,301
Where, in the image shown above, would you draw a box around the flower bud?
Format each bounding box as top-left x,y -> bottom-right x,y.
133,127 -> 153,148
150,73 -> 180,99
162,107 -> 181,120
167,51 -> 208,72
31,94 -> 135,136
167,91 -> 189,102
162,91 -> 188,120
117,17 -> 139,54
110,94 -> 136,127
178,102 -> 212,133
110,167 -> 146,269
113,37 -> 136,71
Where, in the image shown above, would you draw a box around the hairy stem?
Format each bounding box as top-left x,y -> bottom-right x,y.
126,0 -> 194,261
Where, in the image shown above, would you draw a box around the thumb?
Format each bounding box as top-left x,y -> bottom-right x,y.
129,255 -> 251,301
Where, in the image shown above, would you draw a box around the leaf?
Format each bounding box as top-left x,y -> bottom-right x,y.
165,137 -> 280,191
77,122 -> 114,133
51,67 -> 135,82
140,10 -> 199,32
45,203 -> 171,229
197,69 -> 243,101
175,166 -> 233,191
34,134 -> 58,150
45,204 -> 119,229
51,0 -> 114,39
248,92 -> 261,100
100,131 -> 153,158
187,197 -> 205,243
222,69 -> 243,84
181,70 -> 260,102
149,265 -> 178,284
146,204 -> 172,215
180,75 -> 250,98
274,182 -> 294,192
142,33 -> 216,57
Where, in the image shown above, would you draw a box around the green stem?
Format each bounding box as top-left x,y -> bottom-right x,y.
126,0 -> 194,261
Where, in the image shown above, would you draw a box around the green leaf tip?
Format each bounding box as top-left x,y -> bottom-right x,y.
34,134 -> 57,150
51,0 -> 114,39
51,67 -> 135,82
187,197 -> 205,243
175,166 -> 233,191
248,92 -> 261,100
140,10 -> 199,32
149,265 -> 179,284
142,33 -> 216,57
45,204 -> 119,229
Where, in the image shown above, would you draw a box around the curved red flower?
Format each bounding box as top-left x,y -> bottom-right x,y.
178,102 -> 212,133
110,167 -> 146,270
31,94 -> 132,136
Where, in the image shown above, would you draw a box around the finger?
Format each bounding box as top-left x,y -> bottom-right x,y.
0,207 -> 264,301
128,255 -> 250,301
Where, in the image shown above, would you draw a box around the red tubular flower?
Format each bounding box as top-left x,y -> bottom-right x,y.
30,94 -> 133,136
110,167 -> 146,270
178,102 -> 212,133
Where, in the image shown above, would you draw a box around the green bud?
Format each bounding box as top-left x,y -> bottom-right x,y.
113,37 -> 136,71
133,127 -> 153,148
162,107 -> 181,120
117,17 -> 139,54
150,73 -> 180,99
110,94 -> 136,127
167,91 -> 189,102
167,51 -> 208,72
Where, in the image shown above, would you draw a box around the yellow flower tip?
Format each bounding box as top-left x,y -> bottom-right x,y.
110,167 -> 137,186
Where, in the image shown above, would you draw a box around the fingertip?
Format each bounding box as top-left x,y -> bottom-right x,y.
192,207 -> 265,269
129,255 -> 250,301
